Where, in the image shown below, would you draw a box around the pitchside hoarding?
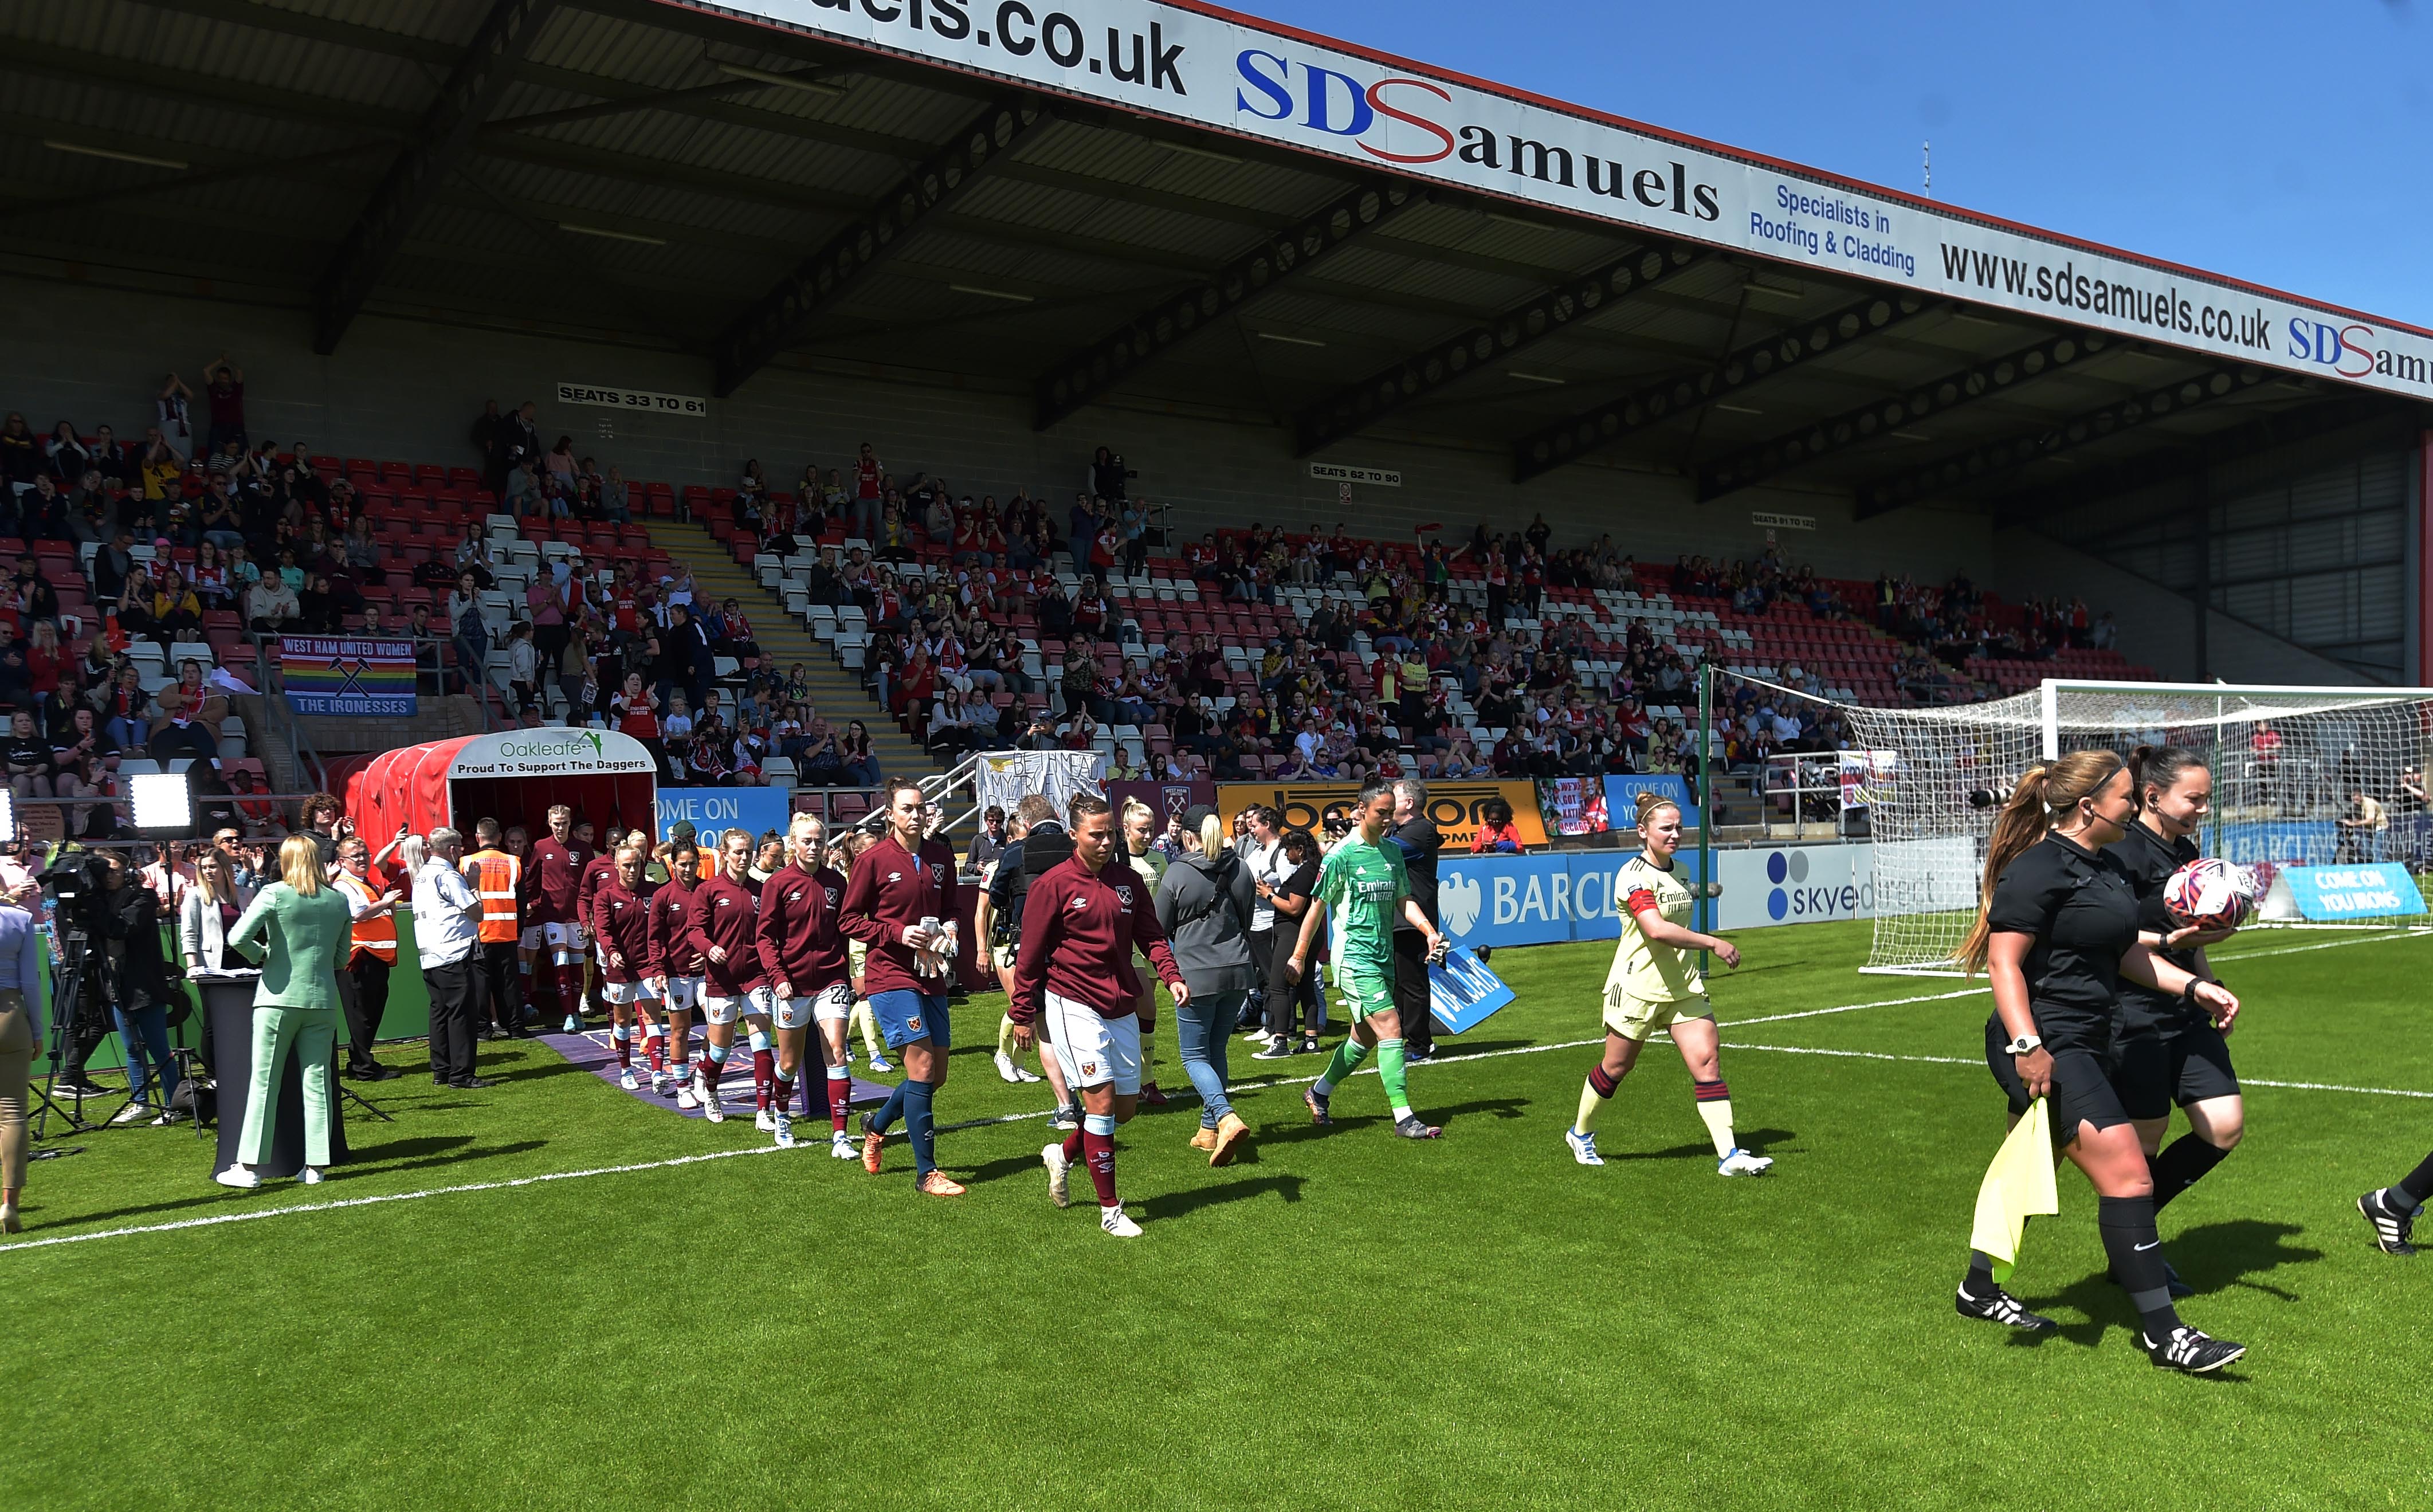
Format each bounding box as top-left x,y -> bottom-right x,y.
709,0 -> 2433,401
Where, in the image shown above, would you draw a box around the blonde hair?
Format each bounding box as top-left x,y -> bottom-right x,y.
1120,797 -> 1152,824
191,850 -> 237,907
1957,749 -> 2125,973
1197,811 -> 1226,855
278,833 -> 324,896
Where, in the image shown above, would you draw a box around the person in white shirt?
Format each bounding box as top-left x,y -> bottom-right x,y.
407,828 -> 488,1090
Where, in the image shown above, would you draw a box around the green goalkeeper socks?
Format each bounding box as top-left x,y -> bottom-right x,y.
1314,1039 -> 1369,1097
1378,1038 -> 1414,1121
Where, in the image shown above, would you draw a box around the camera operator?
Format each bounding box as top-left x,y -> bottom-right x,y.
0,881 -> 37,1231
98,852 -> 179,1125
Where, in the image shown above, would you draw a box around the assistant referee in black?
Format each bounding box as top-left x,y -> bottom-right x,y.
1951,749 -> 2247,1374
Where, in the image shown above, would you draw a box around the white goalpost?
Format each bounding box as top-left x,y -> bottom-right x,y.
1820,679 -> 2433,975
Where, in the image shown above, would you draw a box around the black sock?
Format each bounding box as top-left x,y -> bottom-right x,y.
2393,1150 -> 2433,1209
2150,1133 -> 2231,1213
1961,1251 -> 1996,1295
2097,1194 -> 2180,1339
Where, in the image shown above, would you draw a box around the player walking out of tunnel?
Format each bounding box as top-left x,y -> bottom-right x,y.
1567,791 -> 1769,1177
1281,779 -> 1449,1141
588,836 -> 660,1091
686,830 -> 771,1125
842,777 -> 965,1197
649,842 -> 706,1103
1011,794 -> 1187,1238
757,812 -> 851,1152
523,805 -> 594,1035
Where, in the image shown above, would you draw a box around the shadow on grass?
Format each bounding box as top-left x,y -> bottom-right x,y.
1140,1173 -> 1305,1220
2007,1218 -> 2316,1373
1602,1127 -> 1796,1163
1247,1095 -> 1529,1151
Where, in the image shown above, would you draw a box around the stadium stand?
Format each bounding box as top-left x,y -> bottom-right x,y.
2,397 -> 2153,813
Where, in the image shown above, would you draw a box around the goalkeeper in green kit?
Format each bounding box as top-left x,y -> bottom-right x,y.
1281,780 -> 1450,1138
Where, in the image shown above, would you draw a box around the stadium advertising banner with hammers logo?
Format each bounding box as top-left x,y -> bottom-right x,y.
280,635 -> 416,717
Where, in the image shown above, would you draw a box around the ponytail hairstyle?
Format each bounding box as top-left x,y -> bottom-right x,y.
1958,748 -> 2125,973
2128,743 -> 2207,808
1634,790 -> 1680,832
1197,811 -> 1226,855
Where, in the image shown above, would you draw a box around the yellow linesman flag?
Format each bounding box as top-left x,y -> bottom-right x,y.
1968,1098 -> 2059,1283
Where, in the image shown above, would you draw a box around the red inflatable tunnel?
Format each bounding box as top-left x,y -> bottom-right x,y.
331,729 -> 658,849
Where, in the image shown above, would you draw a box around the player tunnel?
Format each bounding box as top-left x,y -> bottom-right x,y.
332,729 -> 658,850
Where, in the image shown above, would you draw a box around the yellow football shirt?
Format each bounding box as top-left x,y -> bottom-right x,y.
1604,854 -> 1703,1004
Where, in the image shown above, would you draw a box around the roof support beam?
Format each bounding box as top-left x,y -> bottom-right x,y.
1991,393 -> 2420,533
309,0 -> 557,354
1292,241 -> 1706,457
1031,179 -> 1420,432
1510,292 -> 1934,482
1696,328 -> 2117,502
709,97 -> 1046,397
1853,362 -> 2279,520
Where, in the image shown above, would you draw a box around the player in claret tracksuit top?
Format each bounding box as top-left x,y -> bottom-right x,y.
685,831 -> 771,1126
587,836 -> 661,1090
841,777 -> 965,1197
523,804 -> 595,1034
649,843 -> 707,1103
756,812 -> 853,1154
1009,794 -> 1187,1239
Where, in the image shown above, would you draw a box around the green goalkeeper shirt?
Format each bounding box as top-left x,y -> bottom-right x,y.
1316,834 -> 1408,984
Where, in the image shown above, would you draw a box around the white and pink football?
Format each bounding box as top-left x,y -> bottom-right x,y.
2163,857 -> 2258,932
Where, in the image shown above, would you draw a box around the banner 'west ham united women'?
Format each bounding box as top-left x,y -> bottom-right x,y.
707,0 -> 2433,400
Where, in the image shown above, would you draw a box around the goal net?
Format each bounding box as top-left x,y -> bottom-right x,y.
1787,680 -> 2433,975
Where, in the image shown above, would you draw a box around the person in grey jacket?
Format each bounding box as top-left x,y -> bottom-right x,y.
1153,803 -> 1259,1166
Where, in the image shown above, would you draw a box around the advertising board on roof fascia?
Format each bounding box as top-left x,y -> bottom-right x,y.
694,0 -> 2433,401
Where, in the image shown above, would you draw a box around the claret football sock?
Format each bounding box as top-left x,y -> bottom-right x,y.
1081,1113 -> 1119,1206
1692,1079 -> 1736,1159
827,1065 -> 853,1130
1574,1064 -> 1620,1136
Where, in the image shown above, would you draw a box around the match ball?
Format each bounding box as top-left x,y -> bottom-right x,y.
2163,857 -> 2257,932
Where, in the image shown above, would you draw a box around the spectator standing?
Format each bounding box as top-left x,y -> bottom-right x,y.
200,355 -> 246,453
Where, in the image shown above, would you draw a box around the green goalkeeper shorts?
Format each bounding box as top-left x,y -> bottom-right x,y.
1337,969 -> 1396,1022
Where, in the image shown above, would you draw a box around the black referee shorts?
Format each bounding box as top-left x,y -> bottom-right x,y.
1984,1011 -> 2133,1144
2109,1022 -> 2240,1121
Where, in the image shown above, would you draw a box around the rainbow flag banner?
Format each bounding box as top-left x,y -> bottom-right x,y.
281,636 -> 417,717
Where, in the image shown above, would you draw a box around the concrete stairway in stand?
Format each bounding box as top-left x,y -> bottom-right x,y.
647,520 -> 943,788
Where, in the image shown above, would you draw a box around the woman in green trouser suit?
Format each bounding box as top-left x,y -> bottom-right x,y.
215,834 -> 354,1189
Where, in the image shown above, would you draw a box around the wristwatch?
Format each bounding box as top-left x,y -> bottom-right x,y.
2006,1034 -> 2043,1055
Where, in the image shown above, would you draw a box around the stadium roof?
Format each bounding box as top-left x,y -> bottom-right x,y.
3,0 -> 2428,523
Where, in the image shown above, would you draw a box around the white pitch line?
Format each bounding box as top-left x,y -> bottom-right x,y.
11,928 -> 2428,1255
1718,1041 -> 2433,1099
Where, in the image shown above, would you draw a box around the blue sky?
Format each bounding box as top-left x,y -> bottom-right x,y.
1262,1 -> 2429,322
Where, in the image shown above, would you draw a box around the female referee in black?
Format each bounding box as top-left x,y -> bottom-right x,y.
2109,747 -> 2247,1275
1952,749 -> 2248,1373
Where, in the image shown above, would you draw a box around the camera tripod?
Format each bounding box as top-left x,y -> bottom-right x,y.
30,930 -> 122,1146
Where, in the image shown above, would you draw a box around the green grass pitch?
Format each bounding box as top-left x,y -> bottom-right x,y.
7,918 -> 2433,1510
